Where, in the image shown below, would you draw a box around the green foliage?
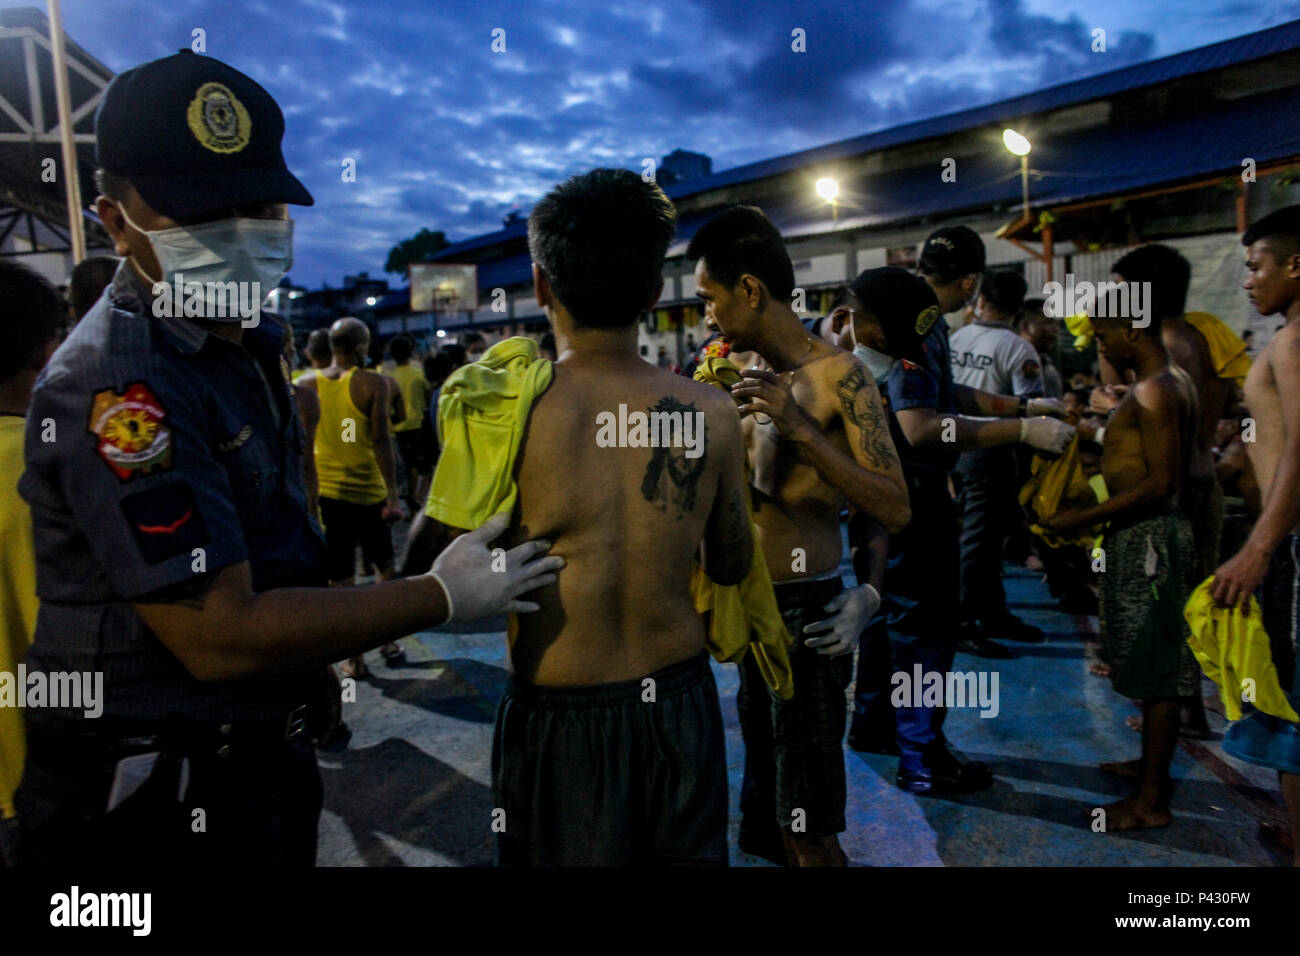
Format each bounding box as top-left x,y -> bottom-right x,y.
385,228 -> 450,275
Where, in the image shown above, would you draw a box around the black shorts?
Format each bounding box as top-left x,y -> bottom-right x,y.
318,497 -> 394,581
492,651 -> 727,866
395,422 -> 436,474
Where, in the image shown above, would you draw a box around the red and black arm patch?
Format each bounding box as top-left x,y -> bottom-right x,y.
87,381 -> 174,482
120,483 -> 210,564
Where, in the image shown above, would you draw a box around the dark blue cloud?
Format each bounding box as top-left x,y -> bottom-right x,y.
47,0 -> 1297,287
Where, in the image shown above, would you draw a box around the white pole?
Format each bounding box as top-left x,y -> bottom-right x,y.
47,0 -> 85,265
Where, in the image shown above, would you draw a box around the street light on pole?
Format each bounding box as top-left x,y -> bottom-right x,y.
816,177 -> 839,225
1002,128 -> 1032,217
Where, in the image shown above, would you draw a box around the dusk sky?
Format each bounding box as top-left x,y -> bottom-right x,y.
33,0 -> 1300,288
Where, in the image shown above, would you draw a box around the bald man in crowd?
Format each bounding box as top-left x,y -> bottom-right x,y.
298,318 -> 404,676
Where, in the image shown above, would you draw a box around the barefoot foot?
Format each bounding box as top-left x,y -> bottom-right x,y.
340,656 -> 369,679
1100,758 -> 1143,778
1095,796 -> 1171,831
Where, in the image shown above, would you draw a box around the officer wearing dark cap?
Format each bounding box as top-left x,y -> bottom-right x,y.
827,263 -> 1073,793
15,51 -> 560,867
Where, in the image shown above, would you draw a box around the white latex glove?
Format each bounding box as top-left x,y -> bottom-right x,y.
1026,397 -> 1065,418
428,512 -> 564,623
1020,416 -> 1075,455
802,584 -> 881,657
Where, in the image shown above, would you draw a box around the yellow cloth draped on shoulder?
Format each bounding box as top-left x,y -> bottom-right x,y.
1184,577 -> 1299,722
425,336 -> 554,529
691,356 -> 795,700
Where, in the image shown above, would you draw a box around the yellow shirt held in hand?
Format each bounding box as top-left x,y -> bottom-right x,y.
0,415 -> 38,818
1184,576 -> 1299,723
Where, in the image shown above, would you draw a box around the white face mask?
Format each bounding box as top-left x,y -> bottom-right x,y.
847,309 -> 897,383
122,207 -> 294,322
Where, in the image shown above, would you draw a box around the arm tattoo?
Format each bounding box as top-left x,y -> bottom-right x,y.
641,397 -> 708,518
837,366 -> 899,473
715,493 -> 750,581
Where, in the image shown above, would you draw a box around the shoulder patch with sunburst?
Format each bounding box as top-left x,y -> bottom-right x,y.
88,382 -> 173,481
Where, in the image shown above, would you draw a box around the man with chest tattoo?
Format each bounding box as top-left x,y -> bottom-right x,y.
689,206 -> 910,866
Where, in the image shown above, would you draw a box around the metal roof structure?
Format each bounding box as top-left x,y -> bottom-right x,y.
428,19 -> 1300,293
0,5 -> 113,258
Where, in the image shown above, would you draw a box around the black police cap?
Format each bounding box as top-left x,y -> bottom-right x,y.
848,266 -> 941,361
919,225 -> 985,279
95,50 -> 313,219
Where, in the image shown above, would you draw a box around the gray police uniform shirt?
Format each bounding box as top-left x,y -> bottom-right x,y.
19,262 -> 328,723
948,321 -> 1044,417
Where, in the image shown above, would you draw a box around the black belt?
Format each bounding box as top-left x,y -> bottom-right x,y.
28,705 -> 311,756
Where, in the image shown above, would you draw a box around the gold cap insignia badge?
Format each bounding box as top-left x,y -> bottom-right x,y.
187,82 -> 251,154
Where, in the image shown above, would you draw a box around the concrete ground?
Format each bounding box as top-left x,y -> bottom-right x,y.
316,559 -> 1292,867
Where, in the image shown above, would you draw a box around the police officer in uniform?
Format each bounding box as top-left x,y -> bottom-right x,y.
830,261 -> 1073,794
14,51 -> 560,867
948,268 -> 1049,656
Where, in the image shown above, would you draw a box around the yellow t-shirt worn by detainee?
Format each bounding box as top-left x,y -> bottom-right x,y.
0,415 -> 38,818
391,363 -> 431,433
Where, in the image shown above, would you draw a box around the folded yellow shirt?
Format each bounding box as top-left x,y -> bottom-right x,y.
426,336 -> 553,529
692,357 -> 794,700
1184,576 -> 1299,722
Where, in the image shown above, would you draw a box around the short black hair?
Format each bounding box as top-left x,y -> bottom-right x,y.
1112,243 -> 1191,320
0,258 -> 64,380
422,350 -> 453,385
528,167 -> 677,328
68,256 -> 119,322
305,328 -> 331,362
440,343 -> 467,368
980,269 -> 1028,316
388,333 -> 413,362
1016,297 -> 1046,332
686,204 -> 794,303
1243,205 -> 1300,261
461,332 -> 486,347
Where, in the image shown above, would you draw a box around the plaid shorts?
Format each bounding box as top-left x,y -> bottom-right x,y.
738,576 -> 852,837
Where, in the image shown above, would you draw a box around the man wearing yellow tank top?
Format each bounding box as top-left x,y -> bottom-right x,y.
299,317 -> 404,677
387,334 -> 435,514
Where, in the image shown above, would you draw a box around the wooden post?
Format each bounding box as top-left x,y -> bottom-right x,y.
47,0 -> 85,264
1042,224 -> 1054,284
